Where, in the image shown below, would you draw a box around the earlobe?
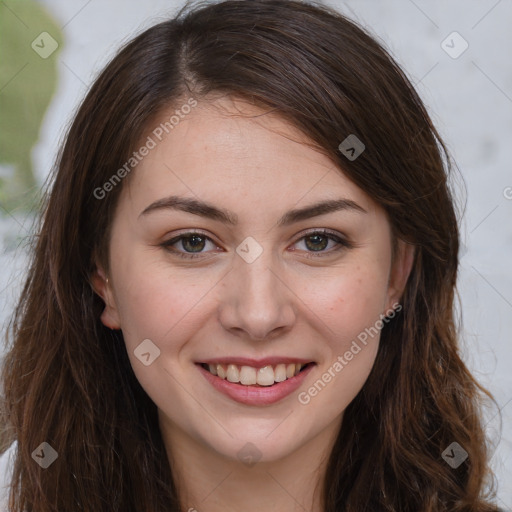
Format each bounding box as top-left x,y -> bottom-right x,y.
91,266 -> 122,330
385,240 -> 415,311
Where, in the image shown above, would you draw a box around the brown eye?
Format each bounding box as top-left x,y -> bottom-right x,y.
291,230 -> 352,258
161,232 -> 220,259
304,234 -> 329,251
180,234 -> 207,253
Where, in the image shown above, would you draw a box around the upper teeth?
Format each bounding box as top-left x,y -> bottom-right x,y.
206,363 -> 305,386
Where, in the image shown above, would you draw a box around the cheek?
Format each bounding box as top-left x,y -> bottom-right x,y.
112,265 -> 212,399
297,266 -> 386,414
116,275 -> 209,349
111,251 -> 210,352
308,262 -> 389,346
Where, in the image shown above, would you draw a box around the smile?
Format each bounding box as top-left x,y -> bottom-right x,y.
200,362 -> 311,386
196,359 -> 316,406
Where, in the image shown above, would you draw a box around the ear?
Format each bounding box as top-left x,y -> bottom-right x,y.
91,265 -> 122,330
384,239 -> 415,312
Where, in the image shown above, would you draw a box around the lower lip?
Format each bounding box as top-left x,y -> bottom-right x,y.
197,363 -> 315,406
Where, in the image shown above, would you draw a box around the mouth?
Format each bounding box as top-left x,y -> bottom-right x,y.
196,359 -> 316,406
198,361 -> 314,387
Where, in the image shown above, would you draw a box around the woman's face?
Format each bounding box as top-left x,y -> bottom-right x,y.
95,96 -> 413,464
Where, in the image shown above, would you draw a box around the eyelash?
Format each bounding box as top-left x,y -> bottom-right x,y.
160,229 -> 353,260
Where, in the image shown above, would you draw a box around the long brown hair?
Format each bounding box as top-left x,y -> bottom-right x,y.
1,0 -> 501,510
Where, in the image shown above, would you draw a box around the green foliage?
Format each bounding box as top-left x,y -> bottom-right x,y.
0,0 -> 63,211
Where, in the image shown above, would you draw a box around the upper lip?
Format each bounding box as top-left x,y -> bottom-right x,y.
198,357 -> 314,367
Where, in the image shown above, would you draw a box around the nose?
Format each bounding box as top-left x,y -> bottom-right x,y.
218,250 -> 297,341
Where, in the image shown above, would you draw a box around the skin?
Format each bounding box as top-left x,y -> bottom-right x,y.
92,95 -> 414,512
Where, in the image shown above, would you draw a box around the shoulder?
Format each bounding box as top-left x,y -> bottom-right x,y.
0,440 -> 17,508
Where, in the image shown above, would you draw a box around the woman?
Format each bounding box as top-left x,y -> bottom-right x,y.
0,0 -> 503,510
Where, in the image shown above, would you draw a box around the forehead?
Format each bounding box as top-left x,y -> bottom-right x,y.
122,95 -> 379,218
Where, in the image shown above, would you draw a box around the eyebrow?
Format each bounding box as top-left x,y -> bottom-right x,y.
139,195 -> 367,226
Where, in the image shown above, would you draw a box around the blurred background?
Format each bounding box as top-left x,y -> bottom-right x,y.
0,0 -> 511,507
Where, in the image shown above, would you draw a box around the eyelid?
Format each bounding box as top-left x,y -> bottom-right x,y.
292,227 -> 348,242
163,228 -> 216,243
